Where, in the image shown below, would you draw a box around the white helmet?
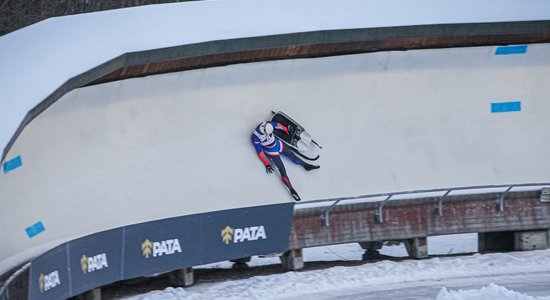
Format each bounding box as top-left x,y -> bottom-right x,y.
259,122 -> 274,134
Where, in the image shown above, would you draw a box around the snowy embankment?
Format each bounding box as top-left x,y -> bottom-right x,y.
438,284 -> 550,300
118,237 -> 550,300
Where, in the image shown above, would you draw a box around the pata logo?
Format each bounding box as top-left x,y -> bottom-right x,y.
81,253 -> 108,274
221,226 -> 234,244
221,225 -> 267,244
142,238 -> 182,258
142,239 -> 153,258
39,271 -> 60,293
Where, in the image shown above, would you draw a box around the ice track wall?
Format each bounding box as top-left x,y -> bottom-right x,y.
2,43 -> 550,272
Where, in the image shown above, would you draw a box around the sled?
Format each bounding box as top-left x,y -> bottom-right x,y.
271,111 -> 322,161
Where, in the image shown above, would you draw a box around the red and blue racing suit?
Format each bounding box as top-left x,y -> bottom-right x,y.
251,121 -> 306,191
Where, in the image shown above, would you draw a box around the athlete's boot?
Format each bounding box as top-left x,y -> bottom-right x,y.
303,163 -> 320,171
290,188 -> 301,201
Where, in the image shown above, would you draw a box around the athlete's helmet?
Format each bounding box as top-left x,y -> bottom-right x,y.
259,122 -> 274,135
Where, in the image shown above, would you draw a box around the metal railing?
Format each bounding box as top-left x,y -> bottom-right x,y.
295,183 -> 550,226
0,262 -> 30,300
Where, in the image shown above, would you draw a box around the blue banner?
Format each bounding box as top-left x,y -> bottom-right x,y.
29,245 -> 70,300
68,229 -> 123,296
27,203 -> 294,298
123,215 -> 202,278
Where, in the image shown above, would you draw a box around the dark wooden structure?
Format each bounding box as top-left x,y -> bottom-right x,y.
289,190 -> 550,250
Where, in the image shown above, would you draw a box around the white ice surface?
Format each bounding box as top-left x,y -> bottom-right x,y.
116,234 -> 550,300
2,0 -> 550,154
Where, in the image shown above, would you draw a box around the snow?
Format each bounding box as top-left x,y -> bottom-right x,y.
437,284 -> 550,300
2,0 -> 550,155
115,235 -> 550,300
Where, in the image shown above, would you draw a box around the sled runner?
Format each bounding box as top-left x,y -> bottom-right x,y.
271,111 -> 322,161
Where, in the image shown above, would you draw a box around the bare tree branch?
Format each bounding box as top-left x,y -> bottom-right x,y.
0,0 -> 196,36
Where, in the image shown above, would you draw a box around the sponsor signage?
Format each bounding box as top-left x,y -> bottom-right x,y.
124,203 -> 294,278
68,228 -> 123,295
201,203 -> 294,263
29,245 -> 70,300
26,203 -> 295,298
123,215 -> 202,278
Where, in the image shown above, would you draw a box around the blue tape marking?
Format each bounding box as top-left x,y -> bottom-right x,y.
491,101 -> 521,113
26,221 -> 45,238
495,45 -> 527,55
3,156 -> 22,174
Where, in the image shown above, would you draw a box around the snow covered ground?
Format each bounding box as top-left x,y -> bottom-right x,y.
117,234 -> 550,300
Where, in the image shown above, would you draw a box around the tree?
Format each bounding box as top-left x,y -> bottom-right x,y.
0,0 -> 195,36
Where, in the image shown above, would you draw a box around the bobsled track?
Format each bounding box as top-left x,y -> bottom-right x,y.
2,16 -> 550,299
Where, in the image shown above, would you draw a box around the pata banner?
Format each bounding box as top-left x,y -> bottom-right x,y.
28,203 -> 294,299
29,245 -> 70,300
68,228 -> 123,296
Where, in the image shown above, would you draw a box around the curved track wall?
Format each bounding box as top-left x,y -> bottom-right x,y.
25,203 -> 293,300
2,42 -> 550,273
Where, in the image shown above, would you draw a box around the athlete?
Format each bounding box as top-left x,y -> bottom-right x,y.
252,121 -> 320,201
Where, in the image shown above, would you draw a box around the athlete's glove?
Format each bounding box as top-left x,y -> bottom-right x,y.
265,165 -> 274,173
